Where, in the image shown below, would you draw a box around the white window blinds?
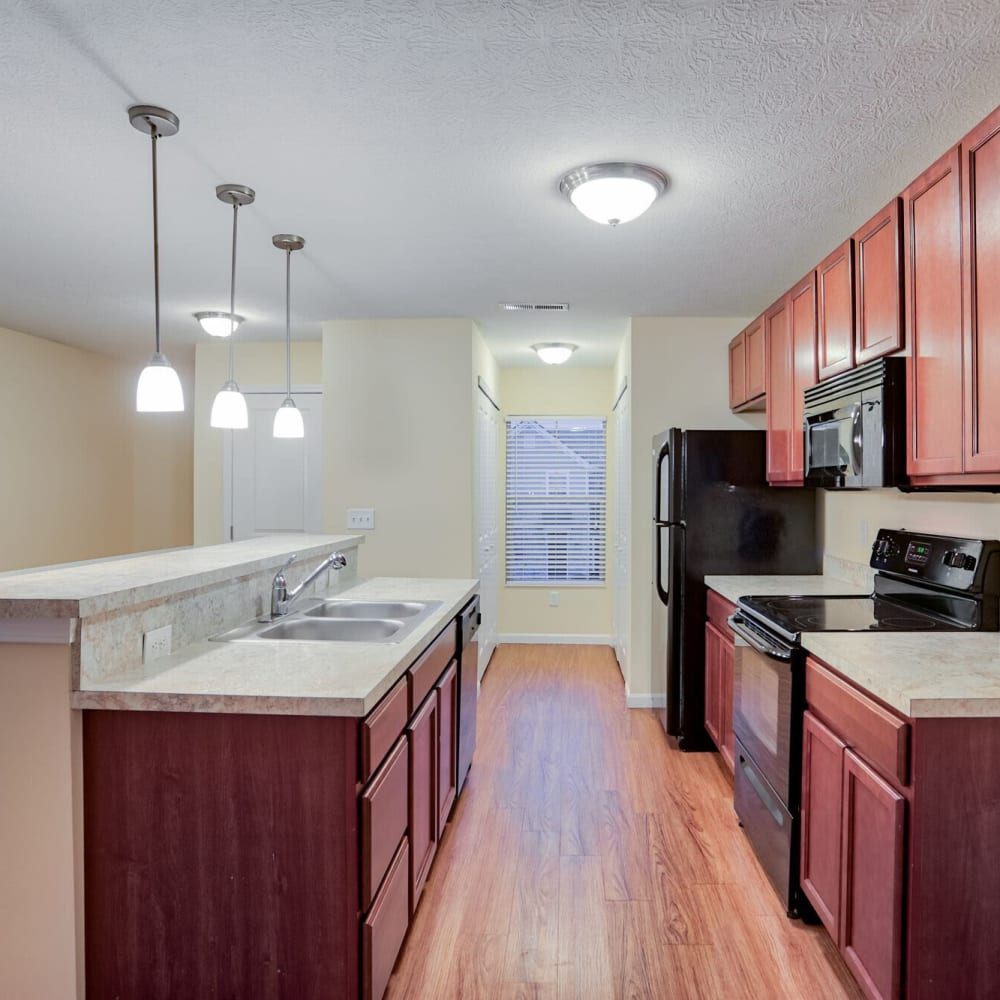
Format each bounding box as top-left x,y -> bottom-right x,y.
505,416 -> 607,584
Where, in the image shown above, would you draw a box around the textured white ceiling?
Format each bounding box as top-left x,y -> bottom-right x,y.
2,1 -> 1000,367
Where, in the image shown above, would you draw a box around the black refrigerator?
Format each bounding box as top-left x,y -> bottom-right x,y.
652,429 -> 819,748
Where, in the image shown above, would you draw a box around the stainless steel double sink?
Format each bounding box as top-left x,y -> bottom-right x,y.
211,599 -> 443,645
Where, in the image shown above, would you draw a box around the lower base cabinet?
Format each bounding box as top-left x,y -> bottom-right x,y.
364,837 -> 411,1000
705,591 -> 736,774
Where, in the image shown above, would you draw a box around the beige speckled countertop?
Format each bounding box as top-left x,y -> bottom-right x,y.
705,572 -> 1000,719
71,576 -> 478,717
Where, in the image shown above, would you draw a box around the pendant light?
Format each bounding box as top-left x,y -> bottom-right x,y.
129,105 -> 184,412
194,310 -> 244,338
271,235 -> 306,438
210,185 -> 255,429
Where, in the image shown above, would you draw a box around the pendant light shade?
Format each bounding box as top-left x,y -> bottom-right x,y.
559,162 -> 668,226
137,352 -> 185,411
272,234 -> 306,439
210,184 -> 255,429
210,380 -> 249,428
532,342 -> 577,365
194,311 -> 244,338
273,397 -> 304,438
129,105 -> 184,412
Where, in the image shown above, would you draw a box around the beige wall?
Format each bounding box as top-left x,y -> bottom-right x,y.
321,319 -> 481,578
192,340 -> 323,545
498,365 -> 616,638
0,326 -> 193,572
625,317 -> 758,701
822,489 -> 1000,564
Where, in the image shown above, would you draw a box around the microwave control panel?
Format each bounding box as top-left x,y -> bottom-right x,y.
870,528 -> 999,591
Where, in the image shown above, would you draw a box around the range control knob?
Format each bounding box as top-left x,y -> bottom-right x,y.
944,550 -> 960,567
963,554 -> 977,571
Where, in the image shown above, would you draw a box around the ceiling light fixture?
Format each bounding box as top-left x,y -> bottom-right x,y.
129,105 -> 184,412
194,310 -> 245,338
209,184 -> 255,430
558,162 -> 668,226
272,234 -> 306,439
532,342 -> 577,365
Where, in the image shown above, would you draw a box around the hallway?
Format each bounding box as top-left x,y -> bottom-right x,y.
385,644 -> 862,999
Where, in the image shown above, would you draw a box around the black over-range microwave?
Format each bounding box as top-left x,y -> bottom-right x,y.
803,357 -> 906,489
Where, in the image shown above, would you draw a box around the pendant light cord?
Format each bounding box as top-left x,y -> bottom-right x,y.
285,249 -> 292,397
228,202 -> 239,381
150,128 -> 161,354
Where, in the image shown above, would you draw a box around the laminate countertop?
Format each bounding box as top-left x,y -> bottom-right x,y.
705,573 -> 1000,719
72,576 -> 478,718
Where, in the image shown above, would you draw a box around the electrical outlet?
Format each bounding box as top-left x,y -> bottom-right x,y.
548,591 -> 560,607
347,508 -> 375,530
143,624 -> 172,663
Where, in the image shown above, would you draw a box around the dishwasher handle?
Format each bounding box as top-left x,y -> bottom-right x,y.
727,614 -> 794,662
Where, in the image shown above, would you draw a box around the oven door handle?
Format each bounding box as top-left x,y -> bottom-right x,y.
727,614 -> 793,662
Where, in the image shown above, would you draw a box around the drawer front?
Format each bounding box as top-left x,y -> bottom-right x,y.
408,622 -> 456,712
361,736 -> 409,910
362,836 -> 410,1000
806,657 -> 910,787
706,589 -> 737,632
362,678 -> 409,782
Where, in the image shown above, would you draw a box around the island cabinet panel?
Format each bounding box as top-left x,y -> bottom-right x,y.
83,710 -> 361,1000
436,659 -> 458,831
361,736 -> 409,911
839,750 -> 905,1000
408,690 -> 439,915
362,676 -> 409,781
408,624 -> 456,712
817,239 -> 855,380
904,146 -> 965,478
962,105 -> 1000,474
800,710 -> 845,941
363,837 -> 410,1000
854,198 -> 904,365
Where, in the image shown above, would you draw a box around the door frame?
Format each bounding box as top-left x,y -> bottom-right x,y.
222,384 -> 323,542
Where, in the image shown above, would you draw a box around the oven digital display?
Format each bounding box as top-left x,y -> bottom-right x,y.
905,541 -> 932,566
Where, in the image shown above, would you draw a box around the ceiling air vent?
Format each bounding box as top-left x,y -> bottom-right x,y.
499,302 -> 570,312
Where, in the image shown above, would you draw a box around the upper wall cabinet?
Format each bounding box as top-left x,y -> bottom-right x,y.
854,198 -> 904,366
728,315 -> 766,411
817,239 -> 855,380
766,275 -> 818,485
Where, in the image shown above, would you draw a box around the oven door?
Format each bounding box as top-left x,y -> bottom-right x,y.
728,613 -> 799,805
804,402 -> 862,487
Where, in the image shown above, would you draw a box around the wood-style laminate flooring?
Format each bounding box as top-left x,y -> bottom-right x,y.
385,644 -> 863,1000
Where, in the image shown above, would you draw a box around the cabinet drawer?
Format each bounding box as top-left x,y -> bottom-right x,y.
806,657 -> 910,787
362,678 -> 409,782
360,736 -> 409,911
362,836 -> 410,1000
706,589 -> 737,632
408,623 -> 456,712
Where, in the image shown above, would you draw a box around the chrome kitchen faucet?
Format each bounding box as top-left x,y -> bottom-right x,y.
268,551 -> 347,619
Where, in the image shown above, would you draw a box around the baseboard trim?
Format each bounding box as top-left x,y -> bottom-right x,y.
624,691 -> 667,710
498,633 -> 613,646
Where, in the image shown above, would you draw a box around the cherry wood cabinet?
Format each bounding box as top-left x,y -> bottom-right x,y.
704,590 -> 736,775
854,198 -> 904,365
436,659 -> 458,832
407,689 -> 439,915
728,315 -> 767,411
817,239 -> 855,379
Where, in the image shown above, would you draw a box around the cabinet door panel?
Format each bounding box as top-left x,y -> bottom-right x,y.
436,660 -> 458,831
817,241 -> 855,379
904,147 -> 964,477
766,296 -> 792,483
407,691 -> 439,915
855,199 -> 904,365
746,315 -> 767,400
800,711 -> 845,941
360,736 -> 409,911
363,837 -> 410,1000
840,750 -> 905,1000
790,273 -> 819,482
729,331 -> 747,409
963,107 -> 1000,473
720,632 -> 735,774
703,622 -> 723,749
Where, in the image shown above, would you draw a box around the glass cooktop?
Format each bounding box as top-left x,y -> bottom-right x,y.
738,594 -> 951,641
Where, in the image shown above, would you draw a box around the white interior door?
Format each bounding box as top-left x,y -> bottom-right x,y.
476,388 -> 500,679
226,391 -> 323,541
612,385 -> 630,676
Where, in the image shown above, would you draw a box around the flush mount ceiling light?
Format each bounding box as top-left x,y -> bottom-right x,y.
272,234 -> 306,439
532,342 -> 578,365
210,184 -> 255,430
558,162 -> 668,226
194,310 -> 245,338
129,105 -> 184,412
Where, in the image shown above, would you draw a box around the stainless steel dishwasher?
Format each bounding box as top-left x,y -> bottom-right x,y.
456,595 -> 480,795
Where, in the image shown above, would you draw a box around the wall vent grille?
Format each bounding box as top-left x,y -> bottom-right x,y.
499,302 -> 570,312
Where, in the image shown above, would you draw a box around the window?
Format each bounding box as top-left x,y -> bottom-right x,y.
505,416 -> 606,584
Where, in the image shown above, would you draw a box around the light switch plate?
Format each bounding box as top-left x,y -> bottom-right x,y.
143,624 -> 172,663
549,591 -> 560,607
347,508 -> 375,530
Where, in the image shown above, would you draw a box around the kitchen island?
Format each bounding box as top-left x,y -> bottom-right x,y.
0,536 -> 477,1000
